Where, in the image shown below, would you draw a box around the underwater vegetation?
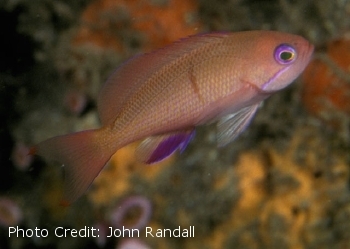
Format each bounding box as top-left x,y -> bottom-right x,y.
0,0 -> 350,248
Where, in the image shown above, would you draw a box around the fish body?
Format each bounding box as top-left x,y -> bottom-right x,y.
34,31 -> 314,203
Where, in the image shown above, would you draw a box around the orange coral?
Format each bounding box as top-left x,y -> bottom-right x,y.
73,0 -> 201,51
302,37 -> 350,125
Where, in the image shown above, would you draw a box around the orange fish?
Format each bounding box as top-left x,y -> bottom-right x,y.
33,31 -> 314,203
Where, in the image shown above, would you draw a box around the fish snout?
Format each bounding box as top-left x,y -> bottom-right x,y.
301,41 -> 315,62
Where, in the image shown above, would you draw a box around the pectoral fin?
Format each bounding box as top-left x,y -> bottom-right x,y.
136,130 -> 195,164
217,103 -> 261,147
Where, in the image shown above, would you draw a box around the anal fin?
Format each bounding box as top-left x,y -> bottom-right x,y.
136,129 -> 195,164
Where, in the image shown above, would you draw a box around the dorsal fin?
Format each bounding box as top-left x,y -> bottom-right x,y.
97,32 -> 230,125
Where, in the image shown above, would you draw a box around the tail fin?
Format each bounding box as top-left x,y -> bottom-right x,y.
33,129 -> 116,204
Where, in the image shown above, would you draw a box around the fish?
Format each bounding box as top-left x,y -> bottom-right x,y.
32,30 -> 314,203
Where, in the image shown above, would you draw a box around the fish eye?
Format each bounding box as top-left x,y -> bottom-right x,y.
274,44 -> 296,65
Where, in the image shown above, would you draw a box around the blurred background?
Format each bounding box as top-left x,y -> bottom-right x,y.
0,0 -> 350,248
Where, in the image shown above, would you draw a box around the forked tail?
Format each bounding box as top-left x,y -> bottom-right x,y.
32,128 -> 116,204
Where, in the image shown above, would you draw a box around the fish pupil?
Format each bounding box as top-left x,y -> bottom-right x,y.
280,51 -> 294,61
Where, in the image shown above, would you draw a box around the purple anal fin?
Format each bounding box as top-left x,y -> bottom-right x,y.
136,130 -> 195,164
146,130 -> 195,164
179,130 -> 196,153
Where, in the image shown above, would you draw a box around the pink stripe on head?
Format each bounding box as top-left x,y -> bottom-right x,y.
261,66 -> 290,91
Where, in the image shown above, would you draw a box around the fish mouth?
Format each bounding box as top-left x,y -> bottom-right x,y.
308,42 -> 315,56
302,42 -> 315,62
